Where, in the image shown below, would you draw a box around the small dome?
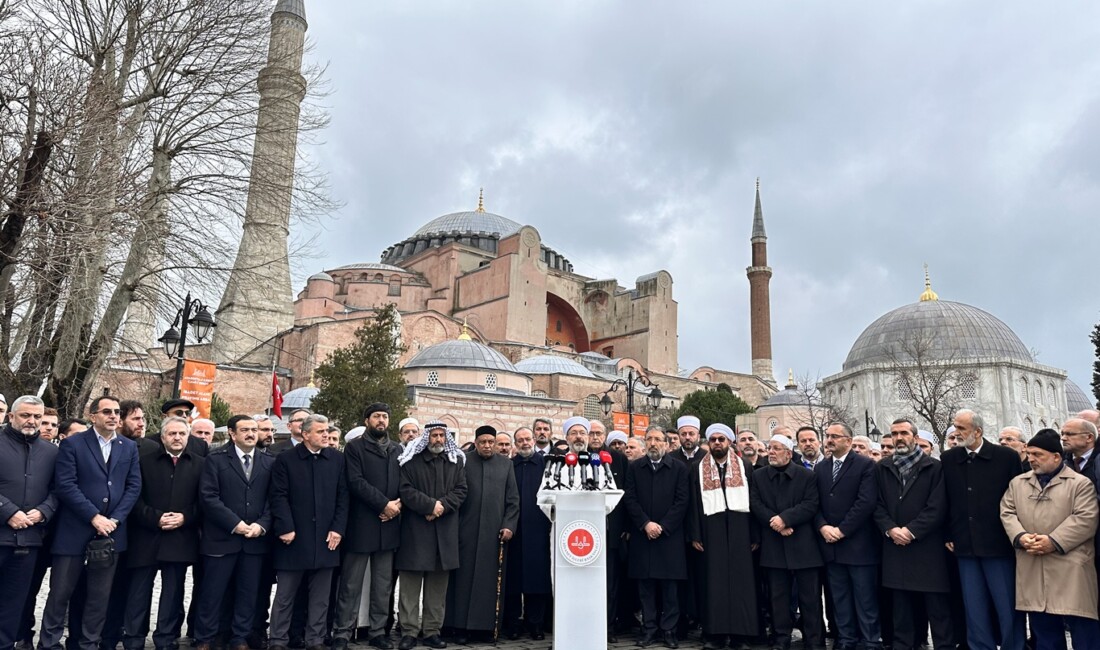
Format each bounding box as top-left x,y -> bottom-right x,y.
414,211 -> 523,238
405,339 -> 519,373
282,385 -> 319,410
1067,380 -> 1094,413
516,355 -> 597,378
759,385 -> 804,408
844,300 -> 1033,370
308,272 -> 333,282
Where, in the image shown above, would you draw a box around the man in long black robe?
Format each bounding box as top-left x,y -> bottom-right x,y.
502,427 -> 551,641
688,423 -> 759,649
444,426 -> 519,643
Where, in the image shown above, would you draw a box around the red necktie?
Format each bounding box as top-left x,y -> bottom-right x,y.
172,456 -> 178,466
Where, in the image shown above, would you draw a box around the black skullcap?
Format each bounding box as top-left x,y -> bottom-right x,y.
1026,429 -> 1062,455
475,425 -> 497,439
362,402 -> 391,421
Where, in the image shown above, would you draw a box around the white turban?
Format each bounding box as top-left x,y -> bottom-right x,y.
871,442 -> 882,451
398,417 -> 420,431
918,430 -> 937,445
677,415 -> 701,431
770,434 -> 794,450
345,426 -> 366,442
705,423 -> 734,440
562,416 -> 590,435
606,431 -> 629,446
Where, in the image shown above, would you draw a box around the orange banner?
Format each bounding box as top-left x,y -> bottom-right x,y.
611,411 -> 650,438
179,359 -> 217,419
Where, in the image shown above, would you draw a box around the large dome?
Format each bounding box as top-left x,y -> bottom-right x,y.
1067,380 -> 1095,413
405,339 -> 520,373
413,211 -> 523,238
515,355 -> 597,378
843,300 -> 1033,370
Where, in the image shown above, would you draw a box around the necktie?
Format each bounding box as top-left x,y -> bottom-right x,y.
172,455 -> 178,466
243,454 -> 252,480
1077,456 -> 1086,471
968,451 -> 976,461
832,458 -> 842,483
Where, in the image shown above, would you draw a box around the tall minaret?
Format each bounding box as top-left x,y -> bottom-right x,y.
212,0 -> 307,362
746,178 -> 775,384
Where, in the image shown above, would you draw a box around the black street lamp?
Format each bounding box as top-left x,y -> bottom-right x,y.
158,292 -> 217,398
865,409 -> 882,442
599,368 -> 662,436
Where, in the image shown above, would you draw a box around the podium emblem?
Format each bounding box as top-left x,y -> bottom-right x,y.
559,520 -> 602,566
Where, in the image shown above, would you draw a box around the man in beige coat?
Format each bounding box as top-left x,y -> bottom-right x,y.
1001,428 -> 1100,649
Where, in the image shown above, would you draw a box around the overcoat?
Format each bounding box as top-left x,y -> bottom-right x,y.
750,462 -> 823,570
395,449 -> 467,572
343,434 -> 402,554
52,429 -> 142,555
0,425 -> 58,547
269,443 -> 349,571
199,444 -> 274,556
624,454 -> 689,580
127,448 -> 204,567
445,451 -> 520,630
506,452 -> 551,594
874,453 -> 950,592
1002,467 -> 1099,619
813,452 -> 880,565
603,447 -> 629,550
941,441 -> 1023,557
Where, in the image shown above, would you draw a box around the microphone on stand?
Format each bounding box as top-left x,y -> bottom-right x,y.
565,452 -> 578,486
589,453 -> 602,490
599,450 -> 614,489
577,452 -> 591,488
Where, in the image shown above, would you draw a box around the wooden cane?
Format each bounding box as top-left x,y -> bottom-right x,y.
493,534 -> 506,642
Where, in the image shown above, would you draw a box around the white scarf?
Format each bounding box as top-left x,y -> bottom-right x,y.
699,453 -> 750,515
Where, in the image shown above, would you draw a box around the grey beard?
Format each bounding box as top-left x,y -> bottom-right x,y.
517,447 -> 534,458
570,441 -> 587,453
647,448 -> 664,461
429,444 -> 444,454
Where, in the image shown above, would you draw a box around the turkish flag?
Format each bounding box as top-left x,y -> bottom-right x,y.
271,372 -> 283,418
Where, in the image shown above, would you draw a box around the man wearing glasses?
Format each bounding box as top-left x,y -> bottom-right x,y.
269,410 -> 311,456
998,427 -> 1028,469
39,395 -> 142,650
154,399 -> 208,458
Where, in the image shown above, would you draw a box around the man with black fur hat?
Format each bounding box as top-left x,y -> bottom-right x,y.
445,425 -> 519,644
333,403 -> 402,650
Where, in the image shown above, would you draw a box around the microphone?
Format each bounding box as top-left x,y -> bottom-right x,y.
565,452 -> 578,485
577,452 -> 591,488
549,449 -> 565,488
599,450 -> 614,489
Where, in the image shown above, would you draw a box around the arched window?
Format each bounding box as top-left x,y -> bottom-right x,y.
958,373 -> 978,400
897,378 -> 913,401
388,275 -> 402,297
1048,383 -> 1056,407
373,273 -> 384,282
838,387 -> 846,404
1053,421 -> 1060,430
1034,378 -> 1043,406
1019,377 -> 1028,403
768,419 -> 779,432
583,395 -> 601,420
485,374 -> 497,392
1039,419 -> 1047,429
532,389 -> 548,398
426,370 -> 439,388
1024,417 -> 1034,438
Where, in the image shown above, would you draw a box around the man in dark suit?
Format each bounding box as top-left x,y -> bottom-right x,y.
502,427 -> 551,641
941,409 -> 1024,650
122,417 -> 205,650
0,396 -> 58,650
624,427 -> 690,649
268,409 -> 311,456
269,414 -> 349,650
815,423 -> 881,650
332,403 -> 402,650
875,418 -> 954,650
1063,414 -> 1096,476
750,434 -> 824,650
195,415 -> 274,650
39,395 -> 142,650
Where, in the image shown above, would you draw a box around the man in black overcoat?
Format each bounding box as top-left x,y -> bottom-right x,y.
815,423 -> 881,650
941,409 -> 1024,650
687,423 -> 758,650
749,434 -> 824,650
194,415 -> 274,650
874,419 -> 953,650
332,403 -> 402,650
502,427 -> 551,641
395,422 -> 467,650
624,427 -> 689,649
445,426 -> 519,643
269,415 -> 349,650
121,417 -> 204,650
593,424 -> 630,642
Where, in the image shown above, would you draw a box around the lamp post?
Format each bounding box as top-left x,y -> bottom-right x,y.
599,368 -> 662,437
158,292 -> 216,399
865,409 -> 882,442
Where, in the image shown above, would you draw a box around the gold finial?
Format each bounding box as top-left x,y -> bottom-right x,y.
476,188 -> 485,213
307,370 -> 316,388
786,368 -> 796,388
919,263 -> 939,302
458,317 -> 472,340
756,177 -> 760,191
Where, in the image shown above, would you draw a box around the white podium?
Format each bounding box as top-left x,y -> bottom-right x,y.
536,489 -> 623,650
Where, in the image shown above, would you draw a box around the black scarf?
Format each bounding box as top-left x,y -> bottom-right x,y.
1036,463 -> 1064,488
3,423 -> 40,446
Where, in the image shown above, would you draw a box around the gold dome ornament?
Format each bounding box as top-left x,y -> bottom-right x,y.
919,264 -> 939,302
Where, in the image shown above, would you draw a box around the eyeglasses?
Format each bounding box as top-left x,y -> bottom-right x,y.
709,436 -> 728,443
167,409 -> 189,417
824,433 -> 850,440
95,409 -> 121,416
290,418 -> 306,424
1061,431 -> 1090,438
258,427 -> 274,432
999,437 -> 1020,444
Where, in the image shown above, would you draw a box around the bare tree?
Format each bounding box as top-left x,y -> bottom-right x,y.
790,372 -> 856,436
885,328 -> 973,448
0,0 -> 335,415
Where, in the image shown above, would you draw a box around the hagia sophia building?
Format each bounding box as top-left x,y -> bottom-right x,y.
104,0 -> 1093,441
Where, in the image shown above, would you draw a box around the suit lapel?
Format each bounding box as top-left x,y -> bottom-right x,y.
84,432 -> 109,474
835,455 -> 855,483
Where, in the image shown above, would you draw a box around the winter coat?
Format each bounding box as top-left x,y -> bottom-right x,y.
874,453 -> 950,592
624,454 -> 689,580
750,462 -> 823,570
0,425 -> 58,547
941,441 -> 1023,557
813,452 -> 880,565
199,444 -> 274,556
269,443 -> 349,571
127,449 -> 204,567
395,449 -> 467,572
343,435 -> 402,554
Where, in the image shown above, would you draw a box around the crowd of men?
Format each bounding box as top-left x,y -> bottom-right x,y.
2,388 -> 1100,650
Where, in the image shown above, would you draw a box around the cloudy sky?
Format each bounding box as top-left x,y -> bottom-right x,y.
292,1 -> 1100,396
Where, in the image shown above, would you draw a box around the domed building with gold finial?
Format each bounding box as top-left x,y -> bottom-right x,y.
821,268 -> 1082,442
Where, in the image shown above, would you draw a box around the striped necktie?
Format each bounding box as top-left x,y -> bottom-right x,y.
832,458 -> 842,483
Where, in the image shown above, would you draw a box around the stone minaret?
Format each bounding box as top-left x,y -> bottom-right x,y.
746,179 -> 775,385
212,0 -> 307,362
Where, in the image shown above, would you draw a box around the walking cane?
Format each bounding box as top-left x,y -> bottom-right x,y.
493,534 -> 506,642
